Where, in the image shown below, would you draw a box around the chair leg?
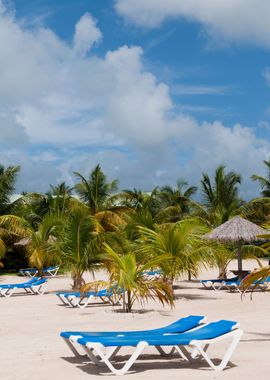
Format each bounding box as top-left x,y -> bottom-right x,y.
57,294 -> 69,305
76,295 -> 94,309
2,287 -> 15,297
62,337 -> 84,357
86,341 -> 149,375
190,329 -> 243,371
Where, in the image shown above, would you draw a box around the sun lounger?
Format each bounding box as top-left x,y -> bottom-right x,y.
0,277 -> 38,289
0,278 -> 47,297
61,319 -> 242,375
19,266 -> 59,277
61,315 -> 206,357
142,270 -> 163,279
225,275 -> 270,293
200,276 -> 239,290
56,288 -> 123,308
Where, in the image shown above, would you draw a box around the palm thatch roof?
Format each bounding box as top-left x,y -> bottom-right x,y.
204,216 -> 269,243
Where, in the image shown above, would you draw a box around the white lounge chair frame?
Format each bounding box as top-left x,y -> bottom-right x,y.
0,281 -> 47,298
57,290 -> 123,308
63,322 -> 242,375
19,266 -> 59,277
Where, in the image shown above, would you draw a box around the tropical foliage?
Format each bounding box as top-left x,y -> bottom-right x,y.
251,159 -> 270,197
1,160 -> 270,310
0,165 -> 20,215
59,205 -> 102,288
74,164 -> 118,214
99,242 -> 174,312
200,165 -> 243,225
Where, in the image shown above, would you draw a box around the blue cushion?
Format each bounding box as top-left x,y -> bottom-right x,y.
60,315 -> 205,340
76,320 -> 237,347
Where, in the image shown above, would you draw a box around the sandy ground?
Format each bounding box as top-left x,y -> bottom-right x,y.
1,260 -> 270,380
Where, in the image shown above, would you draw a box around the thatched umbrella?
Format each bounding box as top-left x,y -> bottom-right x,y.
204,216 -> 269,278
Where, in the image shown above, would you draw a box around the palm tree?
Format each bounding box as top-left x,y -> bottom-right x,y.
60,205 -> 102,288
18,214 -> 63,275
99,241 -> 174,312
251,158 -> 270,197
240,197 -> 270,226
137,218 -> 215,283
124,209 -> 156,241
157,180 -> 197,222
45,182 -> 73,216
0,164 -> 20,215
200,165 -> 243,225
73,164 -> 118,214
0,214 -> 27,268
120,188 -> 161,215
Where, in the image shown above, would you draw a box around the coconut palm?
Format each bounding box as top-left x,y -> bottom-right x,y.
0,214 -> 27,268
200,165 -> 243,225
120,188 -> 161,215
73,165 -> 126,233
18,214 -> 64,275
240,197 -> 270,226
251,158 -> 270,197
73,164 -> 118,214
137,218 -> 215,282
157,180 -> 197,222
60,205 -> 102,288
98,241 -> 174,313
45,182 -> 73,217
0,164 -> 20,215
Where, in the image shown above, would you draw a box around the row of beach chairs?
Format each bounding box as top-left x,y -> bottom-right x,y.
200,274 -> 270,292
60,314 -> 243,375
56,288 -> 123,308
19,265 -> 60,277
0,275 -> 123,307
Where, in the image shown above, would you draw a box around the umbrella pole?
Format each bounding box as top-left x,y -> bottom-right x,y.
237,242 -> 243,279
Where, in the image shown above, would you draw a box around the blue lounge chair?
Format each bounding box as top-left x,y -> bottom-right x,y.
61,319 -> 242,374
61,315 -> 206,357
142,270 -> 163,279
56,288 -> 122,308
200,276 -> 239,290
0,278 -> 47,297
0,277 -> 38,289
19,265 -> 59,277
225,275 -> 270,293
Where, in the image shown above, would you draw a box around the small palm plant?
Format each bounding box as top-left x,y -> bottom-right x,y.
241,265 -> 270,295
241,232 -> 270,293
90,239 -> 174,313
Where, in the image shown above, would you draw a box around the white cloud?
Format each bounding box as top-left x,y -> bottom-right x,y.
0,1 -> 269,198
73,13 -> 102,56
115,0 -> 270,48
0,112 -> 28,146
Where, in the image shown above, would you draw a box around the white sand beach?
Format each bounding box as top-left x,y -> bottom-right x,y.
1,260 -> 269,380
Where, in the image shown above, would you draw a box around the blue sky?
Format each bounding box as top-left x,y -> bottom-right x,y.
0,0 -> 269,199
